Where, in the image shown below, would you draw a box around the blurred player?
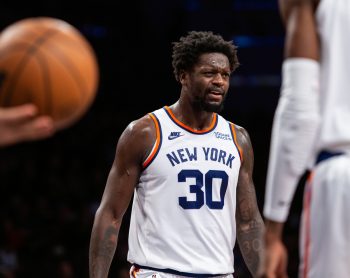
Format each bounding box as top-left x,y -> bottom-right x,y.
263,0 -> 350,277
89,31 -> 265,278
0,104 -> 54,147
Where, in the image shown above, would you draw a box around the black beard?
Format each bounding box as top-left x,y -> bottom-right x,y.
192,96 -> 225,113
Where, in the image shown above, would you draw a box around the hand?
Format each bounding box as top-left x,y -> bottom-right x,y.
0,104 -> 55,147
262,237 -> 289,278
261,220 -> 289,278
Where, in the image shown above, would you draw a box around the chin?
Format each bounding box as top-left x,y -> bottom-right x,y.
203,102 -> 224,113
192,97 -> 225,113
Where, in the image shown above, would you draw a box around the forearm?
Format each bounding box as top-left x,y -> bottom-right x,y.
264,59 -> 320,222
265,219 -> 284,243
263,219 -> 289,278
237,213 -> 265,278
89,210 -> 122,278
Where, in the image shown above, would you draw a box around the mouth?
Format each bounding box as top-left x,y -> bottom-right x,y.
207,90 -> 224,102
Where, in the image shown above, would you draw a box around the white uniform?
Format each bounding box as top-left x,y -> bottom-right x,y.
127,106 -> 242,277
315,0 -> 350,154
298,0 -> 350,277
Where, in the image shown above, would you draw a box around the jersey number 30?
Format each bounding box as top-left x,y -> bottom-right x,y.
178,169 -> 228,210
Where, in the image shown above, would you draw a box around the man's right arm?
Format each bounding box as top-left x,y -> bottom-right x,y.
263,1 -> 320,277
264,0 -> 320,224
89,115 -> 156,278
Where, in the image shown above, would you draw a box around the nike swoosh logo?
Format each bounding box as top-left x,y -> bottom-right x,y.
168,134 -> 184,140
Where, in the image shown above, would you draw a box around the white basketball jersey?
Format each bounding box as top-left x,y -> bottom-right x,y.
315,0 -> 350,154
127,106 -> 242,275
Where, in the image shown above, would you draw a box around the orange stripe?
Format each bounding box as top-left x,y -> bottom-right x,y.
165,106 -> 217,133
302,171 -> 314,278
230,123 -> 243,162
142,113 -> 161,168
131,266 -> 140,278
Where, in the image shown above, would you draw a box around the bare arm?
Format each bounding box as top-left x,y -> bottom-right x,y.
279,0 -> 320,59
235,125 -> 265,278
89,115 -> 156,278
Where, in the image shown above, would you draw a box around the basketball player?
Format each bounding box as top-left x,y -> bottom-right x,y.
0,104 -> 54,147
89,31 -> 265,278
263,0 -> 350,277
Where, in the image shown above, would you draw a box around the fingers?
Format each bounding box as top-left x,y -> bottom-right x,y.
262,240 -> 290,278
19,116 -> 55,141
0,104 -> 38,123
277,255 -> 289,278
262,269 -> 288,278
0,106 -> 55,147
264,263 -> 277,278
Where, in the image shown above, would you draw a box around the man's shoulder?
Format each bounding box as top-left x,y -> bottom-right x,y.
224,119 -> 249,139
116,113 -> 157,156
124,105 -> 166,135
126,114 -> 155,136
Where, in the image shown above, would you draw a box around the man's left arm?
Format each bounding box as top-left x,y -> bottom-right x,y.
234,125 -> 265,278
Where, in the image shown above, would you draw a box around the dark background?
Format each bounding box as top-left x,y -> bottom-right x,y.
0,1 -> 303,277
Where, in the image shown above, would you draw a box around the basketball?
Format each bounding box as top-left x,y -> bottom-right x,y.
0,17 -> 99,130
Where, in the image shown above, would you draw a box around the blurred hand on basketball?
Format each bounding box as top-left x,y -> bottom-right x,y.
0,103 -> 55,147
0,17 -> 99,131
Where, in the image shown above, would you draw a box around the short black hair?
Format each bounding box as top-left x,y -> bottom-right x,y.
172,31 -> 239,81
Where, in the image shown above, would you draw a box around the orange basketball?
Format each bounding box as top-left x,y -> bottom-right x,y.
0,17 -> 99,130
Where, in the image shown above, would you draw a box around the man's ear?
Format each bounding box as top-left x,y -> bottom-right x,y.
179,70 -> 187,85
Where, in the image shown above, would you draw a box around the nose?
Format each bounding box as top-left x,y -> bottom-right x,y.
212,73 -> 225,86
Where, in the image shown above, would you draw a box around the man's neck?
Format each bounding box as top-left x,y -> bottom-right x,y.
169,100 -> 215,131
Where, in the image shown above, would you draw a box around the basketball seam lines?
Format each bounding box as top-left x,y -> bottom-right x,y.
0,27 -> 42,61
42,35 -> 94,110
2,29 -> 60,106
35,50 -> 53,116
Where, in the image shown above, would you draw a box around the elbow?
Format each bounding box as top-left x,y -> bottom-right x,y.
237,212 -> 265,234
93,205 -> 123,229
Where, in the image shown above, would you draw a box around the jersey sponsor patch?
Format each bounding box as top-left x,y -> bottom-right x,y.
214,132 -> 232,141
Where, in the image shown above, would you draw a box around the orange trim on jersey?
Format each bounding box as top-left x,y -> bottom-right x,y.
230,123 -> 243,162
131,266 -> 140,278
164,106 -> 217,134
302,171 -> 314,278
142,113 -> 161,168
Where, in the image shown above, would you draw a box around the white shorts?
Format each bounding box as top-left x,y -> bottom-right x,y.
129,265 -> 234,278
299,153 -> 350,278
